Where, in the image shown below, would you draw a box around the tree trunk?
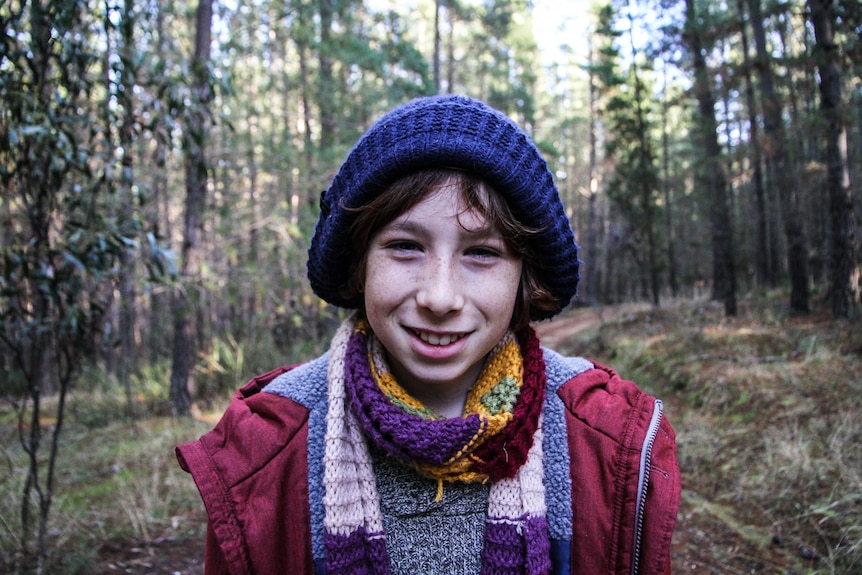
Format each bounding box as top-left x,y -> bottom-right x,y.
684,0 -> 738,316
447,10 -> 455,93
584,33 -> 599,305
433,0 -> 441,93
10,1 -> 89,568
149,0 -> 170,364
20,2 -> 56,565
625,3 -> 660,307
101,4 -> 118,380
295,0 -> 315,169
247,152 -> 260,340
318,0 -> 336,152
808,0 -> 858,319
170,0 -> 213,417
660,62 -> 680,298
747,0 -> 810,314
737,0 -> 773,288
661,62 -> 679,298
605,228 -> 617,305
118,0 -> 138,418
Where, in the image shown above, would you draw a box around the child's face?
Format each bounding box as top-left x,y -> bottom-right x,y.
363,184 -> 523,410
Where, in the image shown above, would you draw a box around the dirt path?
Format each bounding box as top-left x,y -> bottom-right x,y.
533,302 -> 651,349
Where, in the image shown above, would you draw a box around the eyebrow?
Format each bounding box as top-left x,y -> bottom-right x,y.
382,218 -> 502,239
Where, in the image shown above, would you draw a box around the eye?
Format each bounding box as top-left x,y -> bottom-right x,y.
385,240 -> 423,253
465,245 -> 502,259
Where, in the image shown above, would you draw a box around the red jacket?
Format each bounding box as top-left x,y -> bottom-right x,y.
177,355 -> 680,575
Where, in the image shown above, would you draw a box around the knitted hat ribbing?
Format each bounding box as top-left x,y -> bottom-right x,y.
307,95 -> 579,320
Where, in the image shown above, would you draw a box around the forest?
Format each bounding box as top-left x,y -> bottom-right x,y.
1,0 -> 860,572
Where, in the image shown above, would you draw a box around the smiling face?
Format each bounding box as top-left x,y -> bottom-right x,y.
362,182 -> 523,418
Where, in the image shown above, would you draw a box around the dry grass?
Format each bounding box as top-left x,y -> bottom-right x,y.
0,411 -> 213,573
561,294 -> 862,574
1,293 -> 859,573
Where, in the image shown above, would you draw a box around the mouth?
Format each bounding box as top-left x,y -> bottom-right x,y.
410,328 -> 468,347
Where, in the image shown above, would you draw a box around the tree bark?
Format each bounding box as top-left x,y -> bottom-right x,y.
624,3 -> 660,307
684,0 -> 738,316
433,0 -> 441,93
118,0 -> 138,418
148,0 -> 170,364
318,0 -> 336,151
661,62 -> 679,298
19,2 -> 57,564
808,0 -> 858,319
737,0 -> 773,288
170,0 -> 213,417
447,9 -> 455,93
585,33 -> 599,306
295,0 -> 315,168
747,0 -> 810,313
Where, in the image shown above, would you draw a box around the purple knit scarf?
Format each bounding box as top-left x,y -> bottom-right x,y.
322,316 -> 551,575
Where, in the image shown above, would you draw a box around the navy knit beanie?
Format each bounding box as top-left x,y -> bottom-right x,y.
307,95 -> 580,320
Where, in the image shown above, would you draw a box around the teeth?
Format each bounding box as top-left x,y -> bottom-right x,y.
416,330 -> 463,346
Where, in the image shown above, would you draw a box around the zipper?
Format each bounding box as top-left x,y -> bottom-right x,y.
631,399 -> 663,575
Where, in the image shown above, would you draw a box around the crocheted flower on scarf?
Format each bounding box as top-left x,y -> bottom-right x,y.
323,315 -> 551,575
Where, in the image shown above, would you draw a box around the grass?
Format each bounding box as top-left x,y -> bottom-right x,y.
0,413 -> 213,574
0,325 -> 332,573
1,293 -> 860,573
560,293 -> 862,574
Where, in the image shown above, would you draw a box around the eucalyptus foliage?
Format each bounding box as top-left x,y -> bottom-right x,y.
0,0 -> 170,569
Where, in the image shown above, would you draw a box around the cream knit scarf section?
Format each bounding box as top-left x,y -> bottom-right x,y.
321,314 -> 551,574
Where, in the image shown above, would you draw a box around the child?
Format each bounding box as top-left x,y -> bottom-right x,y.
177,95 -> 680,575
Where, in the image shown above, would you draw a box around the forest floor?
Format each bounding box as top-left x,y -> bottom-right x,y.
88,304 -> 657,575
3,294 -> 860,574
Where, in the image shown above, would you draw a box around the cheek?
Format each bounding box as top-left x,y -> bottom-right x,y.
362,253 -> 403,310
480,263 -> 523,314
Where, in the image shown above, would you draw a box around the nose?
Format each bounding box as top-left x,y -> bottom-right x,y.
415,257 -> 465,316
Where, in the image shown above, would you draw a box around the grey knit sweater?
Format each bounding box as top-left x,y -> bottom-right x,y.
371,446 -> 490,575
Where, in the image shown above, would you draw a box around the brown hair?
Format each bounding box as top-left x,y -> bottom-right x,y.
340,169 -> 559,330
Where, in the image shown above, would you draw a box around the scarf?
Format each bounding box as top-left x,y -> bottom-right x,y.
323,314 -> 551,575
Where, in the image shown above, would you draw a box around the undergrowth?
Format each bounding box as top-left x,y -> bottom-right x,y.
568,294 -> 862,574
1,296 -> 859,573
0,326 -> 331,574
0,415 -> 212,574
